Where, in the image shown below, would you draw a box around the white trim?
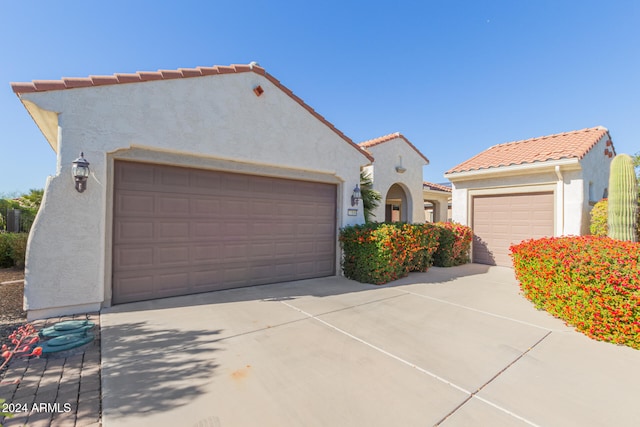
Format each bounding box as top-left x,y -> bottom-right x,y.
446,158 -> 581,182
555,166 -> 565,235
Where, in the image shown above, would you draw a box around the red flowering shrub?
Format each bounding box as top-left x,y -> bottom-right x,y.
510,236 -> 640,349
339,223 -> 440,284
432,222 -> 473,267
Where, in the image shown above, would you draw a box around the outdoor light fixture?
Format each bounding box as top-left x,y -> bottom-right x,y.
351,185 -> 362,206
395,155 -> 407,174
72,152 -> 90,193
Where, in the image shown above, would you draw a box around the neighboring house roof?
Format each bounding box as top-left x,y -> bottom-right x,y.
10,63 -> 374,162
423,181 -> 452,193
446,126 -> 613,175
359,132 -> 430,164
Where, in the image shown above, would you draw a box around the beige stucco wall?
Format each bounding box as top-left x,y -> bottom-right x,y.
20,72 -> 370,319
577,135 -> 613,234
363,138 -> 428,223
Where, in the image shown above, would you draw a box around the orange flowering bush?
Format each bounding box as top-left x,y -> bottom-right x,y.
432,222 -> 473,267
339,223 -> 440,284
510,236 -> 640,349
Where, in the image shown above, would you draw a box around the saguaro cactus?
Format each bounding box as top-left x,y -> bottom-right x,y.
607,154 -> 639,242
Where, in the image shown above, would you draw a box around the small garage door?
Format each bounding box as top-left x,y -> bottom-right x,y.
113,161 -> 336,304
472,192 -> 554,267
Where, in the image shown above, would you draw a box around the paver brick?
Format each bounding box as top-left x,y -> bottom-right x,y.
3,412 -> 29,426
26,409 -> 54,426
1,312 -> 102,426
80,378 -> 100,394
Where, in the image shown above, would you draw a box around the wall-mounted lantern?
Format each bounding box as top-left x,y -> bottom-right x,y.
395,155 -> 407,174
72,152 -> 90,193
351,185 -> 361,206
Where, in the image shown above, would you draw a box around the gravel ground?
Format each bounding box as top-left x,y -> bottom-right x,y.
0,268 -> 27,375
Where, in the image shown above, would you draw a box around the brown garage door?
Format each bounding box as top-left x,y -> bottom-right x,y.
472,192 -> 554,267
113,161 -> 336,304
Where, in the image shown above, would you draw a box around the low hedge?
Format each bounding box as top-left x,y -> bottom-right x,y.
0,233 -> 28,268
510,236 -> 640,349
339,222 -> 472,284
432,222 -> 473,267
339,223 -> 440,284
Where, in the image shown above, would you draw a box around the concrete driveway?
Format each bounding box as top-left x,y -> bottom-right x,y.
100,264 -> 640,427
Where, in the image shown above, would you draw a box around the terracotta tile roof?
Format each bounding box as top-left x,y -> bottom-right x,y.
446,126 -> 612,174
423,181 -> 452,193
10,63 -> 374,162
359,132 -> 429,164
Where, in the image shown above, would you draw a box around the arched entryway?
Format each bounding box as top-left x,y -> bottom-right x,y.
385,183 -> 409,222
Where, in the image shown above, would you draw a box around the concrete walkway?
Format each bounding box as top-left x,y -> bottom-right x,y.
100,264 -> 640,427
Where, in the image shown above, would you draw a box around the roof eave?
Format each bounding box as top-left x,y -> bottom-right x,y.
21,98 -> 59,153
11,63 -> 375,163
444,158 -> 581,182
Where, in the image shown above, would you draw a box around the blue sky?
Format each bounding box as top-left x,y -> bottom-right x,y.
1,0 -> 638,195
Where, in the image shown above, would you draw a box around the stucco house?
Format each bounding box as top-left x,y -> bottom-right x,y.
11,63 -> 434,319
445,126 -> 615,266
11,63 -> 384,319
358,133 -> 429,223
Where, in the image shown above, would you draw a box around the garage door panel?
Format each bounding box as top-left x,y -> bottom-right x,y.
191,198 -> 221,216
157,221 -> 190,240
116,194 -> 154,215
472,192 -> 553,267
157,195 -> 190,215
191,170 -> 222,188
250,223 -> 275,237
251,200 -> 277,216
192,269 -> 223,287
118,163 -> 156,187
114,247 -> 154,269
156,246 -> 189,265
221,199 -> 250,214
115,221 -> 154,242
113,161 -> 336,304
224,174 -> 251,192
159,167 -> 190,187
116,276 -> 154,300
156,272 -> 190,292
191,244 -> 223,262
192,222 -> 222,238
316,204 -> 335,216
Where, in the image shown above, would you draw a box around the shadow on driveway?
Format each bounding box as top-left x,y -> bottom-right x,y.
104,264 -> 498,316
100,321 -> 221,418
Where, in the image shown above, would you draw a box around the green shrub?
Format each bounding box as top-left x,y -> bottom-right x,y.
510,236 -> 640,349
339,222 -> 440,284
432,222 -> 473,267
590,199 -> 609,236
0,233 -> 28,268
590,198 -> 640,237
0,234 -> 10,267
